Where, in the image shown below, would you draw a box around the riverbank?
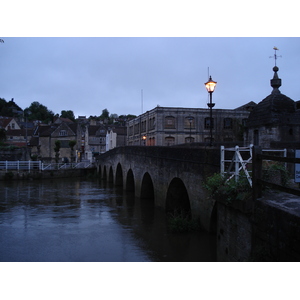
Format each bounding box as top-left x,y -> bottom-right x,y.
0,167 -> 97,181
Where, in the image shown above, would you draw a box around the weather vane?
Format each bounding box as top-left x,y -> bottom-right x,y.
270,46 -> 282,66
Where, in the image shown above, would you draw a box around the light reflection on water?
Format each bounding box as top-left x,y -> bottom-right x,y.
0,178 -> 216,262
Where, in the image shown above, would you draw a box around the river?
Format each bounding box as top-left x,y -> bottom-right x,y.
0,177 -> 216,262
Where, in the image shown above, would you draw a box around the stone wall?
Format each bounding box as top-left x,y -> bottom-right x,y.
251,199 -> 300,261
216,198 -> 253,262
216,195 -> 300,262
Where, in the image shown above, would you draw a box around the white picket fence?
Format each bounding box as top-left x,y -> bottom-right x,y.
0,161 -> 93,172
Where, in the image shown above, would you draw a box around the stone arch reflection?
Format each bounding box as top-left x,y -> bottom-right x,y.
108,166 -> 113,185
140,172 -> 154,201
103,166 -> 107,181
166,177 -> 190,216
126,169 -> 135,193
115,163 -> 123,187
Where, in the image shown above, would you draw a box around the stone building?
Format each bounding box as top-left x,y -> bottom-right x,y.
30,120 -> 83,163
86,124 -> 107,160
106,126 -> 127,151
127,105 -> 254,146
245,65 -> 300,148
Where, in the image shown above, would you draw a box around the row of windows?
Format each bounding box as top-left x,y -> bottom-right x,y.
164,136 -> 234,146
129,117 -> 240,135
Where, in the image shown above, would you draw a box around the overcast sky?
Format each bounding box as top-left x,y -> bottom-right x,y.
1,37 -> 299,118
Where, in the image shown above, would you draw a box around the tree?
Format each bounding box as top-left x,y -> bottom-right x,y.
69,140 -> 77,162
60,110 -> 75,122
100,108 -> 109,119
25,101 -> 54,123
0,98 -> 23,117
0,128 -> 6,144
54,140 -> 61,163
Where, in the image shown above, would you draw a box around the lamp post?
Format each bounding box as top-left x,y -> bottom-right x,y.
205,75 -> 217,146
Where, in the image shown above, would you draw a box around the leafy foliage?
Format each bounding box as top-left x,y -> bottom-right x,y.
100,108 -> 109,119
168,212 -> 200,233
60,110 -> 75,121
262,162 -> 290,187
0,128 -> 6,143
204,172 -> 252,203
0,97 -> 133,126
25,101 -> 54,123
0,98 -> 23,117
54,140 -> 61,163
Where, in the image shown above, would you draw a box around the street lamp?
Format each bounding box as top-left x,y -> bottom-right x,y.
205,75 -> 217,146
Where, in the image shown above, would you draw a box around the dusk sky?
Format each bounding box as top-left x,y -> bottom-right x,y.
1,37 -> 299,118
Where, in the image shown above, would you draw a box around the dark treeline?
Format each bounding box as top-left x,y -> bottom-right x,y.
0,97 -> 136,124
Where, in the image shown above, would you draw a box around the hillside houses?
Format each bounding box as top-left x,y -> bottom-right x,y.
1,115 -> 127,162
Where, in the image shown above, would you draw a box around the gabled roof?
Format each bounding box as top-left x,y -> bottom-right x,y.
6,128 -> 34,136
54,117 -> 74,124
234,101 -> 256,111
35,122 -> 77,137
108,126 -> 127,135
35,125 -> 56,137
0,117 -> 17,129
88,124 -> 107,136
51,122 -> 76,137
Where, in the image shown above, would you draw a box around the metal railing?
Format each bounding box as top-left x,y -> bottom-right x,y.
221,145 -> 287,187
0,161 -> 93,172
221,145 -> 253,186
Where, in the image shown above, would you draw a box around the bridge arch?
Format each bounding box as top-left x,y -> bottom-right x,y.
166,177 -> 190,216
95,146 -> 220,231
126,169 -> 135,193
140,172 -> 154,201
108,166 -> 113,184
103,166 -> 107,181
115,163 -> 123,187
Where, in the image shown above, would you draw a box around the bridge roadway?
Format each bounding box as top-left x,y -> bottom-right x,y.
95,146 -> 220,231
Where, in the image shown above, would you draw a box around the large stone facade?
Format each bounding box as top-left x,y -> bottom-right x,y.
127,105 -> 253,146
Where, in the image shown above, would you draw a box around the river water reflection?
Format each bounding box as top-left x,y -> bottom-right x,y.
0,178 -> 216,262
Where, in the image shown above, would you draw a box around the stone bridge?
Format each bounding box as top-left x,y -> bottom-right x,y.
95,146 -> 220,231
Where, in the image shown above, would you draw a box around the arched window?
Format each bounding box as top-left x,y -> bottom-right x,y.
165,136 -> 175,146
184,117 -> 195,129
185,137 -> 195,143
165,116 -> 176,129
149,117 -> 156,130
